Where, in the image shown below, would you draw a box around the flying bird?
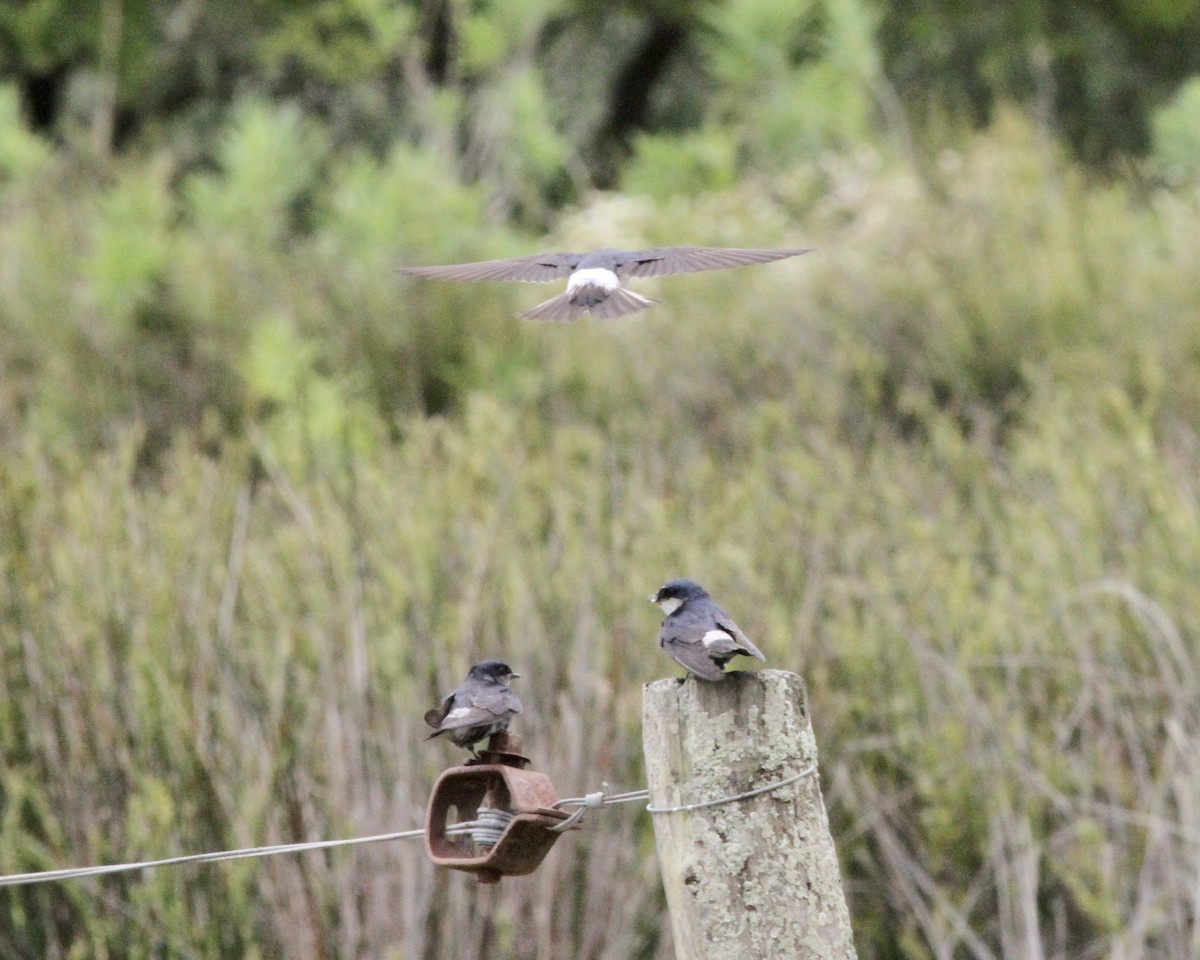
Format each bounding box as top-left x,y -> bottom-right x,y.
397,245 -> 813,322
425,659 -> 522,756
649,579 -> 766,681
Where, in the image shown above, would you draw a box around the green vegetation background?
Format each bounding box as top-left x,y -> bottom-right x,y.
3,1 -> 1200,957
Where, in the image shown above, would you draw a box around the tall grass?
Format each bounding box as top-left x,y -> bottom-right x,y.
3,380 -> 1200,958
2,100 -> 1200,958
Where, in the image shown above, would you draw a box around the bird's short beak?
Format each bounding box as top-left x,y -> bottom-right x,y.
648,593 -> 659,603
510,672 -> 521,680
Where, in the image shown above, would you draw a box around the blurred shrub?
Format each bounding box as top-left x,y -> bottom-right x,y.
699,0 -> 881,170
84,155 -> 174,328
1151,74 -> 1200,182
0,84 -> 51,179
878,0 -> 1200,163
256,0 -> 414,89
623,128 -> 738,197
183,98 -> 327,244
4,105 -> 1200,456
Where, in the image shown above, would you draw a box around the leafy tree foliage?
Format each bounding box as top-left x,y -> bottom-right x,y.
879,0 -> 1200,162
4,0 -> 1196,196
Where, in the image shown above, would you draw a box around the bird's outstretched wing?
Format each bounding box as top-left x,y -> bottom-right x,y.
613,246 -> 813,279
397,253 -> 578,284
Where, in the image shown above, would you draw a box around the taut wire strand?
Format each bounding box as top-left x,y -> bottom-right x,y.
0,765 -> 820,887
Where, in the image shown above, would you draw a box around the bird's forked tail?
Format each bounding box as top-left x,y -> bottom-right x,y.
518,286 -> 659,322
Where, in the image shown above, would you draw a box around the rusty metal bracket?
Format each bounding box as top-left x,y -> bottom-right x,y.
425,732 -> 575,882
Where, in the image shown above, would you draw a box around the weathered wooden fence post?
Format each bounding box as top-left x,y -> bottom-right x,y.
642,670 -> 857,960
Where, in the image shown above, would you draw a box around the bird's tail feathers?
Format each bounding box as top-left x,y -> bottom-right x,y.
518,287 -> 659,322
518,292 -> 588,322
591,287 -> 659,320
668,641 -> 729,682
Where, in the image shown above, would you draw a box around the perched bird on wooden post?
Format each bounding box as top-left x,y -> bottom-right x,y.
649,579 -> 766,681
397,245 -> 813,322
425,660 -> 522,756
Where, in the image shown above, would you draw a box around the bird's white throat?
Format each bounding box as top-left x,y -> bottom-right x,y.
568,267 -> 619,292
655,596 -> 684,615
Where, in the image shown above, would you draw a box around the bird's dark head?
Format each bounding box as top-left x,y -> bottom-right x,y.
649,578 -> 709,615
468,659 -> 520,683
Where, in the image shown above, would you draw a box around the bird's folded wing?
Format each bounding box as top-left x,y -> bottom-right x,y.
715,617 -> 766,660
614,246 -> 813,278
660,617 -> 709,648
439,681 -> 518,729
664,638 -> 726,681
475,686 -> 522,716
448,707 -> 493,729
430,703 -> 503,732
424,698 -> 452,729
397,254 -> 576,283
697,628 -> 745,657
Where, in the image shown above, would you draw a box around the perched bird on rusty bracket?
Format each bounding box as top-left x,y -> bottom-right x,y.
397,245 -> 813,322
649,579 -> 766,682
425,660 -> 522,756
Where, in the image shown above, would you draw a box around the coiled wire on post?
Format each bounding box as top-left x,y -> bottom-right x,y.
469,808 -> 515,847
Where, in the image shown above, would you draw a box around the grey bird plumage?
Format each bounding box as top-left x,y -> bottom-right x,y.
424,659 -> 522,755
649,579 -> 766,681
397,245 -> 813,322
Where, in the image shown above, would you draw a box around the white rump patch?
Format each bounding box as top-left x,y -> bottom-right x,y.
655,596 -> 684,615
702,629 -> 732,647
568,267 -> 619,292
445,707 -> 473,722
